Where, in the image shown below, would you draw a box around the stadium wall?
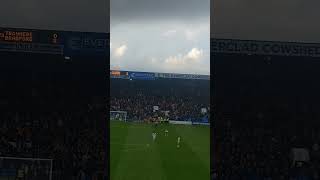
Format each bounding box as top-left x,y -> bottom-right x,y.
110,70 -> 210,80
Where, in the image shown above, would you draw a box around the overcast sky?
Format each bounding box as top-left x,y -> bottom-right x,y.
111,0 -> 210,75
212,0 -> 320,43
0,0 -> 109,32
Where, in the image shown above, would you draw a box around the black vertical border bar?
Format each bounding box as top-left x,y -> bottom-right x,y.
210,0 -> 215,178
106,34 -> 110,180
104,13 -> 110,180
210,39 -> 216,179
106,0 -> 110,178
106,35 -> 110,180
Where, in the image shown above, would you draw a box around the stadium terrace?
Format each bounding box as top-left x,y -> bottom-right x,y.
212,38 -> 320,179
0,27 -> 109,179
110,70 -> 210,123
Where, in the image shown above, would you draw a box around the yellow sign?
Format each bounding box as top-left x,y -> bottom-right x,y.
111,71 -> 121,76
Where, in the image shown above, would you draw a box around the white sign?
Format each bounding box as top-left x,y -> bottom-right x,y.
169,121 -> 192,125
153,106 -> 159,112
162,111 -> 170,116
201,108 -> 207,114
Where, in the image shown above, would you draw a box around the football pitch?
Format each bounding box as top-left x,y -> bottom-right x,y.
110,121 -> 210,180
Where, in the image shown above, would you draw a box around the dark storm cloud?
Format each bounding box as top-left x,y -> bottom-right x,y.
212,0 -> 320,43
111,0 -> 210,75
0,0 -> 109,32
111,0 -> 209,24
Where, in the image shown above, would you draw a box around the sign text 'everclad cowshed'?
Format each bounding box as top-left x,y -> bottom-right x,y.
211,39 -> 320,57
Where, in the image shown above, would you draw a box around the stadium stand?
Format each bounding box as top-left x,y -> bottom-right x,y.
0,28 -> 108,180
110,71 -> 210,124
212,39 -> 320,179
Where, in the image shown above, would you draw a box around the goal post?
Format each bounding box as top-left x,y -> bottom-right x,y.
110,111 -> 127,122
0,157 -> 53,180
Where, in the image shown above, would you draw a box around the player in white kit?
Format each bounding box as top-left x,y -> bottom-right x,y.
152,132 -> 157,141
177,136 -> 181,148
164,129 -> 169,136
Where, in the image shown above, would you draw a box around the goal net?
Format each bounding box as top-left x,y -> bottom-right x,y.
0,157 -> 53,180
110,111 -> 127,122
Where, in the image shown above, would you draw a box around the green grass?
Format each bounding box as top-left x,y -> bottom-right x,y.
110,121 -> 210,180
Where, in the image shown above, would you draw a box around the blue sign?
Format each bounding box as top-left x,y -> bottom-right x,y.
128,71 -> 155,80
155,72 -> 209,80
110,70 -> 209,80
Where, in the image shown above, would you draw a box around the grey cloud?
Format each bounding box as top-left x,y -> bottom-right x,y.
110,0 -> 209,74
111,0 -> 209,24
110,23 -> 210,74
212,0 -> 320,43
0,0 -> 109,32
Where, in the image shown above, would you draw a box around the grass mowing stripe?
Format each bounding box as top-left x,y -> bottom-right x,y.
110,121 -> 210,180
175,125 -> 210,168
111,122 -> 165,180
155,124 -> 209,180
110,121 -> 129,180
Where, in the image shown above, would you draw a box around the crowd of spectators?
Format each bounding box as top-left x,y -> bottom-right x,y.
0,100 -> 107,180
0,44 -> 109,179
110,95 -> 209,122
211,54 -> 320,179
0,77 -> 209,179
212,100 -> 320,180
0,53 -> 108,179
110,78 -> 210,122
